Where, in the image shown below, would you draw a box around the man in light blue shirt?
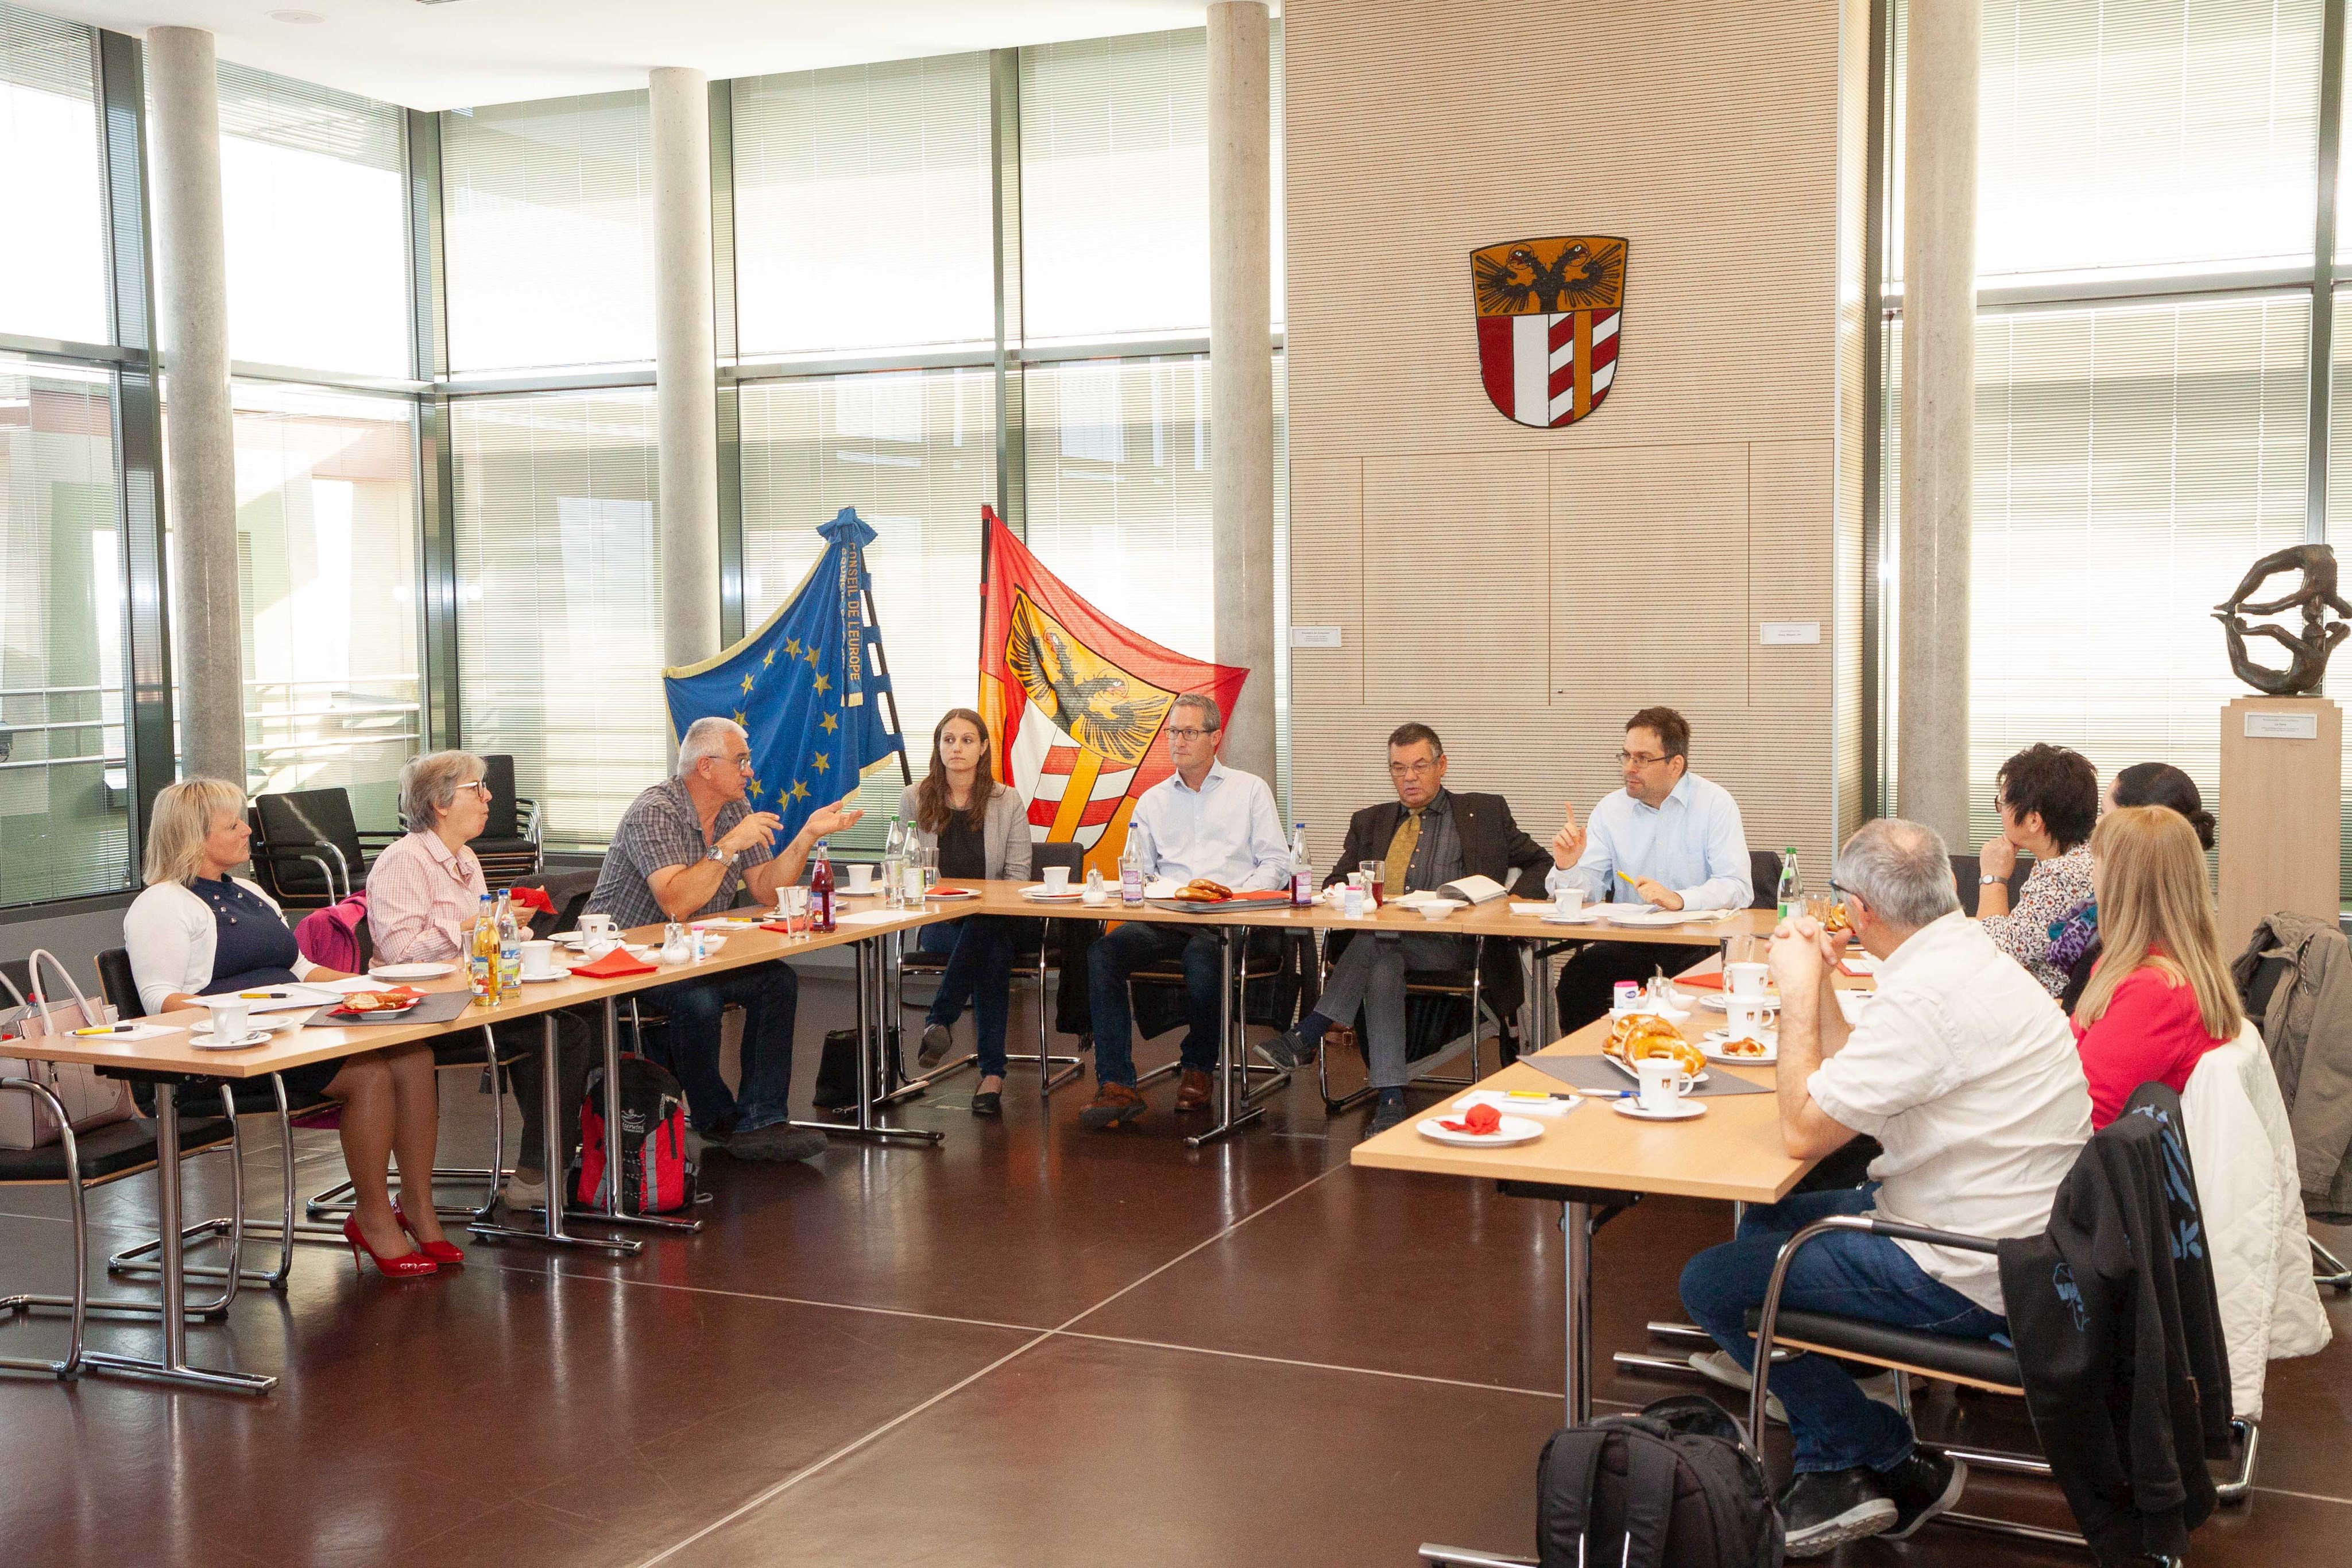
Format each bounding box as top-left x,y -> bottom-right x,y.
1080,692 -> 1291,1130
1548,706 -> 1754,1029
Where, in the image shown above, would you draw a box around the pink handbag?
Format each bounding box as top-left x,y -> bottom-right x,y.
0,949 -> 137,1149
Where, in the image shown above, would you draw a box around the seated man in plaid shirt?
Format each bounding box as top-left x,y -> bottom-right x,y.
586,717 -> 862,1162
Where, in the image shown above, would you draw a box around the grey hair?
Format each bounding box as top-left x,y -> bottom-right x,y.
401,750 -> 487,832
1833,818 -> 1960,932
678,715 -> 747,776
1170,692 -> 1222,731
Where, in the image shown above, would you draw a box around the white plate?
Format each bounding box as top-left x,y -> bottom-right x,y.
1018,885 -> 1084,901
189,1028 -> 271,1050
518,967 -> 574,984
1700,1031 -> 1778,1065
1610,1098 -> 1707,1121
1541,908 -> 1604,924
927,887 -> 978,901
1601,1051 -> 1709,1087
192,1015 -> 304,1039
1700,992 -> 1780,1013
370,962 -> 454,981
1415,1113 -> 1546,1148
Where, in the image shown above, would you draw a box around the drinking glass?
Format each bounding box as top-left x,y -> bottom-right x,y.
919,845 -> 939,893
1359,860 -> 1386,907
781,885 -> 811,940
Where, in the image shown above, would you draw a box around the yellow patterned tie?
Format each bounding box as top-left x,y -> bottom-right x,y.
1384,808 -> 1422,894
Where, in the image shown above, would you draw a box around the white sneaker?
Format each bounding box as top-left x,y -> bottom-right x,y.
504,1169 -> 548,1211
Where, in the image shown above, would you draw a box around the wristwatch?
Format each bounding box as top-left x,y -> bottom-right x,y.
708,845 -> 738,868
1979,873 -> 2001,885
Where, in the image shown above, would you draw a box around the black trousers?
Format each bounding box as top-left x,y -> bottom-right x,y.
1553,940 -> 1711,1033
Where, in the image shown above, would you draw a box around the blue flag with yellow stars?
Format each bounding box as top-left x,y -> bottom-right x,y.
662,508 -> 907,840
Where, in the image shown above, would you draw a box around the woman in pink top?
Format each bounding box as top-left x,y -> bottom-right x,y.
2069,806 -> 2243,1128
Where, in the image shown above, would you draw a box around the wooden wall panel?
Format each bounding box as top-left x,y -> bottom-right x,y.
1747,439 -> 1832,712
1550,443 -> 1748,707
1287,457 -> 1364,708
1360,452 -> 1549,707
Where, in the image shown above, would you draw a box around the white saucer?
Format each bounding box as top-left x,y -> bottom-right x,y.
370,962 -> 454,981
518,967 -> 573,984
1610,1098 -> 1707,1121
1018,885 -> 1084,901
190,1028 -> 270,1050
1541,908 -> 1603,924
1700,993 -> 1778,1013
1415,1113 -> 1546,1147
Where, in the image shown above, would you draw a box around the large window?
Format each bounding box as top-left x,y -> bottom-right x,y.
215,64 -> 409,377
0,355 -> 128,905
230,383 -> 419,825
442,92 -> 655,373
0,3 -> 106,346
451,390 -> 666,847
732,56 -> 995,358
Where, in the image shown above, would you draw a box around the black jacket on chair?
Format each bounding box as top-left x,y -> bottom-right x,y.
1997,1084 -> 2233,1567
1321,791 -> 1552,1025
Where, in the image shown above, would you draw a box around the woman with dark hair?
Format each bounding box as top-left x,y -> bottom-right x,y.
2050,762 -> 2218,1012
898,708 -> 1034,1116
1976,742 -> 2100,997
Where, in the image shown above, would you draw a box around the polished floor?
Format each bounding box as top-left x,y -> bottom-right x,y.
3,974 -> 2350,1566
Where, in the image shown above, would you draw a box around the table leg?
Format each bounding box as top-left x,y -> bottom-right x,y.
791,937 -> 942,1145
579,996 -> 703,1232
1563,1199 -> 1592,1427
871,927 -> 930,1108
79,1081 -> 277,1396
470,1015 -> 640,1255
1185,927 -> 1264,1148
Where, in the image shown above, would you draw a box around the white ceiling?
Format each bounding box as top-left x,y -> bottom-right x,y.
33,0 -> 1229,110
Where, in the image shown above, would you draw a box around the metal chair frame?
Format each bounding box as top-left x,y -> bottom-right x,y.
896,924 -> 1085,1099
1,1076 -> 249,1380
1312,930 -> 1501,1115
2314,1237 -> 2352,1291
304,1025 -> 516,1225
1128,932 -> 1295,1109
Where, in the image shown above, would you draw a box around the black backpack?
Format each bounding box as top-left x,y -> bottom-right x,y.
1538,1396 -> 1782,1568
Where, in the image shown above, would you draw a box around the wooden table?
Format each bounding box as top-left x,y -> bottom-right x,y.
3,900 -> 960,1395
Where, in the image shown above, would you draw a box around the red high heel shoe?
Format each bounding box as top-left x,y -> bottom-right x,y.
343,1215 -> 438,1278
392,1202 -> 465,1266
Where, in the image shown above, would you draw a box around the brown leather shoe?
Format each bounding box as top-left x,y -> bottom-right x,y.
1077,1081 -> 1148,1130
1174,1068 -> 1214,1112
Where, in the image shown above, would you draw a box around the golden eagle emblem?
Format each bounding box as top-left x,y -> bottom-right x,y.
1005,592 -> 1172,768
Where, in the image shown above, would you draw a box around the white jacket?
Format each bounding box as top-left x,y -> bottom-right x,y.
2183,1022 -> 2333,1419
122,877 -> 319,1018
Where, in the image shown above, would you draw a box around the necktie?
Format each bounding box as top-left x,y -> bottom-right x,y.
1384,808 -> 1422,894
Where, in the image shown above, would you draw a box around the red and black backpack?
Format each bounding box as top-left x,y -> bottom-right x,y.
574,1054 -> 695,1214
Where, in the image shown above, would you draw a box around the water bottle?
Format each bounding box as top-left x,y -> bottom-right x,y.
1119,834 -> 1145,904
495,890 -> 523,996
879,817 -> 906,910
811,840 -> 837,932
1289,822 -> 1314,908
1776,847 -> 1803,922
469,893 -> 496,1005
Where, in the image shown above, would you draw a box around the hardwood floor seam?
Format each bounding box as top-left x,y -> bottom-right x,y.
1046,1327 -> 1642,1409
485,1265 -> 1053,1337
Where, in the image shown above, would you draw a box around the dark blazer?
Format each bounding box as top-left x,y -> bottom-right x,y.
1321,790 -> 1553,1024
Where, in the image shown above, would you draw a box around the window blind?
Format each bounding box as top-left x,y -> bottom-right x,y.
442,91 -> 655,373
732,54 -> 994,358
1888,0 -> 2323,288
214,61 -> 409,376
452,390 -> 667,846
0,2 -> 105,344
0,354 -> 130,904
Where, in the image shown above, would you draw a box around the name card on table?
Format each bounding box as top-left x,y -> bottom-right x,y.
2246,710 -> 2322,740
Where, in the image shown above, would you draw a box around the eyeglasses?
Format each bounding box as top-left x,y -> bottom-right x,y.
1166,727 -> 1218,741
725,754 -> 755,772
457,780 -> 491,796
1388,760 -> 1440,778
1615,750 -> 1670,767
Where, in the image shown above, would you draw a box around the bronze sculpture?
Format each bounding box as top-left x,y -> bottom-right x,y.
2214,543 -> 2351,697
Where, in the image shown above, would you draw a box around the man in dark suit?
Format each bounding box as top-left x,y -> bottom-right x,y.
1258,722 -> 1550,1134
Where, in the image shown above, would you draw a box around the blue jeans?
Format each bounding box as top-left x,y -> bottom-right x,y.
1678,1186 -> 2007,1474
640,962 -> 798,1133
1088,922 -> 1223,1086
918,915 -> 1038,1079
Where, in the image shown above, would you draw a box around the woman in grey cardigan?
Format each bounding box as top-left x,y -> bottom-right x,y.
899,708 -> 1035,1116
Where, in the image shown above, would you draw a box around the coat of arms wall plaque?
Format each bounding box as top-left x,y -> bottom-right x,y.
1471,234 -> 1627,429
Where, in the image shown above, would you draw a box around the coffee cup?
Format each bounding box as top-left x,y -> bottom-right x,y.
1634,1055 -> 1694,1113
210,999 -> 251,1039
1726,962 -> 1770,998
848,863 -> 874,893
1727,996 -> 1773,1036
1553,886 -> 1584,918
1042,866 -> 1071,894
521,939 -> 556,979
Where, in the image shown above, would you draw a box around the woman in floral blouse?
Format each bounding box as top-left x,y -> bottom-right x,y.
1975,742 -> 2100,997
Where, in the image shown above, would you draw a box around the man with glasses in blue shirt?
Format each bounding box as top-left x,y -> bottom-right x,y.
1078,693 -> 1292,1130
1548,706 -> 1755,1030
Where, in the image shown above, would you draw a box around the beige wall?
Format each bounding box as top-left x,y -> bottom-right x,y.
1282,0 -> 1867,881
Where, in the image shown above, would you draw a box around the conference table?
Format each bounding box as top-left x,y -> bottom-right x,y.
2,899 -> 960,1395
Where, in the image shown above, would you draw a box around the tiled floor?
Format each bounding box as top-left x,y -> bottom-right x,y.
3,973 -> 2349,1566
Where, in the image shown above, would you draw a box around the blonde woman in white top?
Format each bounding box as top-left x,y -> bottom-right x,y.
122,778 -> 447,1278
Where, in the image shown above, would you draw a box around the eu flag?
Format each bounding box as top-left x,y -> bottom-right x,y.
662,508 -> 907,841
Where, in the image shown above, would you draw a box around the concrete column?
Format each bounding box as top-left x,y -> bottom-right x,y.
1208,2 -> 1277,791
146,28 -> 243,787
651,66 -> 722,668
1895,0 -> 1978,848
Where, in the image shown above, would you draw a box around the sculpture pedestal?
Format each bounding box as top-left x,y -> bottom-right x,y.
2218,696 -> 2342,951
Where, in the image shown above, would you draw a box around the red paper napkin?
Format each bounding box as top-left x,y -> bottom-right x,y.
760,921 -> 793,934
1438,1102 -> 1503,1135
505,885 -> 556,916
571,947 -> 657,978
1678,973 -> 1724,990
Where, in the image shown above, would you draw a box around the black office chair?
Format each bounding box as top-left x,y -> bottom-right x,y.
473,753 -> 544,883
1312,941 -> 1510,1116
895,840 -> 1086,1098
1748,849 -> 1782,910
1950,853 -> 2032,917
247,787 -> 400,908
